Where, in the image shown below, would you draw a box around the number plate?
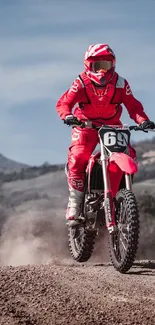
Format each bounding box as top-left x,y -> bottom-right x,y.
99,128 -> 130,152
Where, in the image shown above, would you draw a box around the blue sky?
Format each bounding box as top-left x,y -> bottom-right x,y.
1,0 -> 155,165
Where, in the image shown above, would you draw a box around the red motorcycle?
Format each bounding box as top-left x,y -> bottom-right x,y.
65,119 -> 152,273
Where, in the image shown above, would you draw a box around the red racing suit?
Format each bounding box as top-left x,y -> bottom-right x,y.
56,71 -> 149,192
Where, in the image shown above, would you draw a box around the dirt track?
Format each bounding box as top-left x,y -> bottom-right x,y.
0,173 -> 155,324
0,260 -> 155,325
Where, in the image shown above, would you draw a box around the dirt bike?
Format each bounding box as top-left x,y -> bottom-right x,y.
65,118 -> 154,273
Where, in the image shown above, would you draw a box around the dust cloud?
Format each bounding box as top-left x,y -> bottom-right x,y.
0,202 -> 69,266
0,202 -> 109,266
0,170 -> 110,266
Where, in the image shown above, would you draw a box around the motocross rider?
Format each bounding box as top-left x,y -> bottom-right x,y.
56,43 -> 155,226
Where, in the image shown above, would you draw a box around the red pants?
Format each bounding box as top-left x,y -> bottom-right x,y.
67,127 -> 136,192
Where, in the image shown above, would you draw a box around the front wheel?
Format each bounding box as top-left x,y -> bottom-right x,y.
109,189 -> 139,273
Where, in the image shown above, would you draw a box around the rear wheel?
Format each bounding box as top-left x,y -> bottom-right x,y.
68,162 -> 104,263
68,225 -> 97,262
68,175 -> 98,262
109,189 -> 139,273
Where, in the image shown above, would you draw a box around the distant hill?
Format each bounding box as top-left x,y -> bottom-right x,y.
0,153 -> 28,172
0,135 -> 155,183
133,136 -> 155,182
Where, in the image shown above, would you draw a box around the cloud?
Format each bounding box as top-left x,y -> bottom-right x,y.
1,31 -> 155,108
0,0 -> 155,164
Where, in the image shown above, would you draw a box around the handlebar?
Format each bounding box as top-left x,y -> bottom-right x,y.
64,118 -> 155,132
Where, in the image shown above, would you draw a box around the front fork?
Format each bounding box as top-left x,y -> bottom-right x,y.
125,173 -> 132,190
100,143 -> 133,234
100,143 -> 116,233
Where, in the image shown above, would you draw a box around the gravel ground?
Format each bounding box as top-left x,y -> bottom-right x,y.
0,172 -> 155,324
0,260 -> 155,325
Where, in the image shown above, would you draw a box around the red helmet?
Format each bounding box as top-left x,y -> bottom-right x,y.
84,43 -> 116,86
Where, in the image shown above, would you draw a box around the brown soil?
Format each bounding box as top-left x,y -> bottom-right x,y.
0,172 -> 155,325
0,259 -> 155,325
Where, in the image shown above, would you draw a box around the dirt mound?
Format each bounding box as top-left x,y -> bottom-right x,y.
0,261 -> 155,325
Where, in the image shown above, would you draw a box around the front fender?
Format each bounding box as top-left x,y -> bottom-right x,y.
109,152 -> 138,174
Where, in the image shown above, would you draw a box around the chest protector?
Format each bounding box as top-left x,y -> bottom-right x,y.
78,72 -> 120,120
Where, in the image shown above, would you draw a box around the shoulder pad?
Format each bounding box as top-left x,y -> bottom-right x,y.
116,75 -> 125,88
77,76 -> 85,88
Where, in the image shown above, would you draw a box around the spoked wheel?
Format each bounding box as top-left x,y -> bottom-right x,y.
109,189 -> 139,273
68,187 -> 97,262
68,224 -> 97,262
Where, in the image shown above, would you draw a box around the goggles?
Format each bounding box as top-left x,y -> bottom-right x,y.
92,60 -> 113,72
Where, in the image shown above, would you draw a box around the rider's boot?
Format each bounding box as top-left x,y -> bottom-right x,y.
66,189 -> 84,226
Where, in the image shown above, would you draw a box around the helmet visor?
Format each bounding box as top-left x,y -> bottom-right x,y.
92,60 -> 113,72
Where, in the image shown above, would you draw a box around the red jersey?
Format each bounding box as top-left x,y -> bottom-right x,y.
56,71 -> 148,125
